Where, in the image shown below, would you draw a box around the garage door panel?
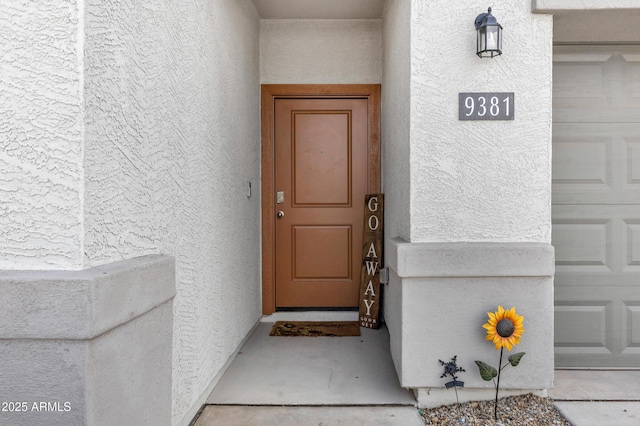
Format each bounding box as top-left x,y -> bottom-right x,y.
552,220 -> 611,272
553,54 -> 609,99
555,273 -> 640,288
628,141 -> 640,185
552,139 -> 610,188
625,220 -> 640,270
553,124 -> 640,203
555,109 -> 640,123
555,47 -> 640,123
554,287 -> 640,367
554,285 -> 637,365
554,206 -> 640,274
554,302 -> 610,349
554,45 -> 640,367
554,191 -> 640,205
624,54 -> 640,99
623,303 -> 640,354
554,123 -> 640,136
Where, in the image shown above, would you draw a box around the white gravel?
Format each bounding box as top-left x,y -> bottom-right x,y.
419,393 -> 571,426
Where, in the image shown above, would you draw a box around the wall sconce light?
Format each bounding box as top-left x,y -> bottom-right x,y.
475,7 -> 502,58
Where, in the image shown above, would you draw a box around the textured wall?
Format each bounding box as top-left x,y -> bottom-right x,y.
83,0 -> 167,263
260,19 -> 382,84
0,0 -> 83,270
385,239 -> 555,406
382,0 -> 411,242
88,301 -> 173,426
0,255 -> 175,426
381,0 -> 412,391
410,0 -> 553,242
402,276 -> 554,402
81,1 -> 261,424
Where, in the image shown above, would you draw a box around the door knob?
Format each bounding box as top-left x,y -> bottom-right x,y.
277,211 -> 285,218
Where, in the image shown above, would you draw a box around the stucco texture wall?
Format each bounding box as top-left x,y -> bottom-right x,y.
410,0 -> 553,243
81,1 -> 261,424
382,0 -> 411,243
260,19 -> 382,84
381,0 -> 411,374
0,0 -> 83,270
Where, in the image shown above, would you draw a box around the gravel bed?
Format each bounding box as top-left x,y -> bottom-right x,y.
418,393 -> 571,426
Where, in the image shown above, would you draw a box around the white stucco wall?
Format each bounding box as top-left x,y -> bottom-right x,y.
386,240 -> 555,406
410,0 -> 553,243
381,0 -> 411,372
0,255 -> 175,426
0,0 -> 83,270
80,1 -> 262,424
382,0 -> 555,406
1,0 -> 261,421
382,0 -> 411,243
260,19 -> 382,84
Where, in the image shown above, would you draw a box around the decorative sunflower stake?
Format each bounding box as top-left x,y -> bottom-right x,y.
474,306 -> 525,421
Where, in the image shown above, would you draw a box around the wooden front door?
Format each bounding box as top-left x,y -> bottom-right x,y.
262,85 -> 380,313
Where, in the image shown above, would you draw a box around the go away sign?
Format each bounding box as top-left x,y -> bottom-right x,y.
359,194 -> 384,329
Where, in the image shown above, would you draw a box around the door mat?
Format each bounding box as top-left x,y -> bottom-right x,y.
269,321 -> 361,337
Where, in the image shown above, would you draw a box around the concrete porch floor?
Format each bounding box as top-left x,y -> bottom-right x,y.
193,319 -> 640,425
195,319 -> 423,425
205,321 -> 415,406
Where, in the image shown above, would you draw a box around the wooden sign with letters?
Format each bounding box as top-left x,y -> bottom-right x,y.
359,194 -> 384,329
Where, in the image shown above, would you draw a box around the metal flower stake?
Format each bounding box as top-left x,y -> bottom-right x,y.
474,306 -> 525,421
438,355 -> 465,403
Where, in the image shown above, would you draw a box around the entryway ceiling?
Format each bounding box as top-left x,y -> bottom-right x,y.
252,0 -> 384,19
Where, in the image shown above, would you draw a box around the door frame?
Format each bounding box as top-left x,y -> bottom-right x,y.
261,84 -> 381,314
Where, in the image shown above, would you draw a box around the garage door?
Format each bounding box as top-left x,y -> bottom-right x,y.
553,46 -> 640,367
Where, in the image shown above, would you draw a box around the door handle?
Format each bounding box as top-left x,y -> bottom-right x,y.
277,211 -> 285,218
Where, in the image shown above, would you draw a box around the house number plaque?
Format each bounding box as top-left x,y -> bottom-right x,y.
459,92 -> 514,120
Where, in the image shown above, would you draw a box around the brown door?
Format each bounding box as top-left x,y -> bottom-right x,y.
274,98 -> 369,308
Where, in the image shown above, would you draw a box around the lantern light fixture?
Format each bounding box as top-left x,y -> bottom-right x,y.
475,7 -> 502,58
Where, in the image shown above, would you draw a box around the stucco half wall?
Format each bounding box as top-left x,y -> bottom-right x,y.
0,255 -> 175,426
384,239 -> 555,408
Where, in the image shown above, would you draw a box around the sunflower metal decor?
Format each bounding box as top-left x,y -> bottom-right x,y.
474,306 -> 526,421
483,305 -> 524,351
